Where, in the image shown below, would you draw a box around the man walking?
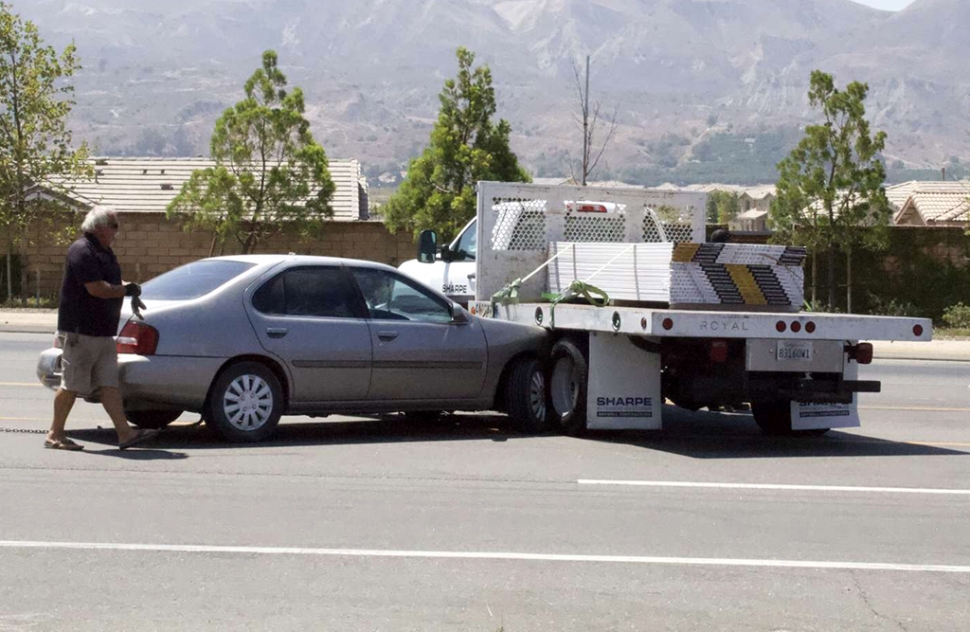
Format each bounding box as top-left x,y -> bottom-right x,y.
45,206 -> 159,451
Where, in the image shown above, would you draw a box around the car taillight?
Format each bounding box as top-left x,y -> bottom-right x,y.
116,322 -> 159,355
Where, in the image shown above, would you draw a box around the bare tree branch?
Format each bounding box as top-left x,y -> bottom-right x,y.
588,105 -> 618,176
570,57 -> 617,185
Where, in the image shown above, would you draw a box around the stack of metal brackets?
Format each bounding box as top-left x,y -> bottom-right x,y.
547,242 -> 806,311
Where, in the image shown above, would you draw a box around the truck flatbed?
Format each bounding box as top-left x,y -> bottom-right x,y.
474,301 -> 932,342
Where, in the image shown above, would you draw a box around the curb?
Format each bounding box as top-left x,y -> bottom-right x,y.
1,326 -> 57,335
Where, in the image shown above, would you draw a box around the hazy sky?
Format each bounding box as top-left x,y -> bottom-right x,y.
850,0 -> 917,10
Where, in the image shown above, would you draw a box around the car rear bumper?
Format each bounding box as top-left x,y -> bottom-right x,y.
36,348 -> 224,410
37,348 -> 63,390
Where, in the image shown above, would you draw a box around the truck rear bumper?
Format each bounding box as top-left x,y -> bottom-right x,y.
748,377 -> 880,405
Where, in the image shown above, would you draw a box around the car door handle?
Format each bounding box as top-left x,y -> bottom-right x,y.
266,327 -> 288,339
377,330 -> 398,341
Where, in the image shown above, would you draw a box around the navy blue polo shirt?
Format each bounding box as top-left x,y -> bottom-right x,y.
57,233 -> 124,337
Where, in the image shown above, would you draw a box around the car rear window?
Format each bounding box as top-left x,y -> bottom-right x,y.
141,260 -> 257,300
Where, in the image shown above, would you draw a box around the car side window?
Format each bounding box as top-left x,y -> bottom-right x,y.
350,268 -> 453,324
252,267 -> 357,318
453,221 -> 476,260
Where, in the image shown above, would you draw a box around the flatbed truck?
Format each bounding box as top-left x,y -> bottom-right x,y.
432,181 -> 932,436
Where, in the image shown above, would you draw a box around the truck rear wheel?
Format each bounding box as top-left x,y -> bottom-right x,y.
751,400 -> 830,436
549,339 -> 589,436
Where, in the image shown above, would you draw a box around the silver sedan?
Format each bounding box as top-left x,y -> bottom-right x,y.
37,255 -> 550,442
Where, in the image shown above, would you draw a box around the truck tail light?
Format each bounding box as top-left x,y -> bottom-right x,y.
913,324 -> 924,337
845,342 -> 874,365
710,340 -> 728,363
116,322 -> 159,356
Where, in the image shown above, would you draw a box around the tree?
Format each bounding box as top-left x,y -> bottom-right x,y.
381,47 -> 530,241
0,1 -> 90,300
770,70 -> 890,311
570,55 -> 617,186
705,190 -> 740,225
167,50 -> 335,254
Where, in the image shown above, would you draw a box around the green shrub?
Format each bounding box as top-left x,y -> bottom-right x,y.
866,295 -> 923,318
942,303 -> 970,329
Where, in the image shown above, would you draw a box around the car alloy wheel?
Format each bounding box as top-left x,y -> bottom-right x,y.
505,356 -> 550,433
207,361 -> 283,442
529,370 -> 547,423
223,374 -> 275,431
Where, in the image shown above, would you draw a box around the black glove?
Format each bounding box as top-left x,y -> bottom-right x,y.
132,296 -> 147,320
124,282 -> 142,297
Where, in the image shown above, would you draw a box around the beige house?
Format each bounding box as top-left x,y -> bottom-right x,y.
886,181 -> 970,227
737,185 -> 776,214
36,156 -> 369,220
658,183 -> 776,232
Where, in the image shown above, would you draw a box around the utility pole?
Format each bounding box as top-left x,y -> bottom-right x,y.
582,55 -> 590,186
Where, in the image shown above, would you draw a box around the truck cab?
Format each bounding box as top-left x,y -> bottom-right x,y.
398,218 -> 477,306
399,200 -> 621,304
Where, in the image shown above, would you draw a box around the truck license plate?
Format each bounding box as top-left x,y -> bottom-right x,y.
777,341 -> 813,361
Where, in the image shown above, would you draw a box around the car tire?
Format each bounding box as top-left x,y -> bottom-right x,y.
751,399 -> 830,436
504,356 -> 550,434
206,361 -> 283,443
126,409 -> 182,429
549,339 -> 589,436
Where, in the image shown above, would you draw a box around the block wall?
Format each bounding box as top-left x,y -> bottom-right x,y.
1,213 -> 416,297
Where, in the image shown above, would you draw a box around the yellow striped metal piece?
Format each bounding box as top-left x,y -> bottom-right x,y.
725,265 -> 768,306
672,243 -> 701,263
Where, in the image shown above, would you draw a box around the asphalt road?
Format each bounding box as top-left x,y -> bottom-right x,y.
1,332 -> 968,631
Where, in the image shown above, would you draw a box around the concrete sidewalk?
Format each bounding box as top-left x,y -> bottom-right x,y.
0,309 -> 58,335
2,308 -> 969,361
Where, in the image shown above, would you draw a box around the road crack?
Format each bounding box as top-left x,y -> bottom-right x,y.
851,571 -> 908,632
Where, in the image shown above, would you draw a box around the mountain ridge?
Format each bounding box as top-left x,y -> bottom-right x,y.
14,0 -> 969,184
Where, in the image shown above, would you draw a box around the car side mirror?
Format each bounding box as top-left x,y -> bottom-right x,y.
417,230 -> 438,264
439,243 -> 455,263
449,302 -> 470,325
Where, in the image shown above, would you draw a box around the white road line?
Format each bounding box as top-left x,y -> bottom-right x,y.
860,405 -> 970,412
578,480 -> 970,495
0,541 -> 967,574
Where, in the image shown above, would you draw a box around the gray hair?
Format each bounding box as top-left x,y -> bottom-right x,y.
81,206 -> 117,232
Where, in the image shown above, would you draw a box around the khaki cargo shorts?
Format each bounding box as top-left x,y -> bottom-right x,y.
59,332 -> 119,396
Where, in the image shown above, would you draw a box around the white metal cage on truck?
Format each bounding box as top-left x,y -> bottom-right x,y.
463,181 -> 932,436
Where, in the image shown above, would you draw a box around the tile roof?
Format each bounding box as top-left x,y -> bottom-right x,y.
885,181 -> 921,210
40,156 -> 368,220
737,209 -> 768,219
891,181 -> 970,225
